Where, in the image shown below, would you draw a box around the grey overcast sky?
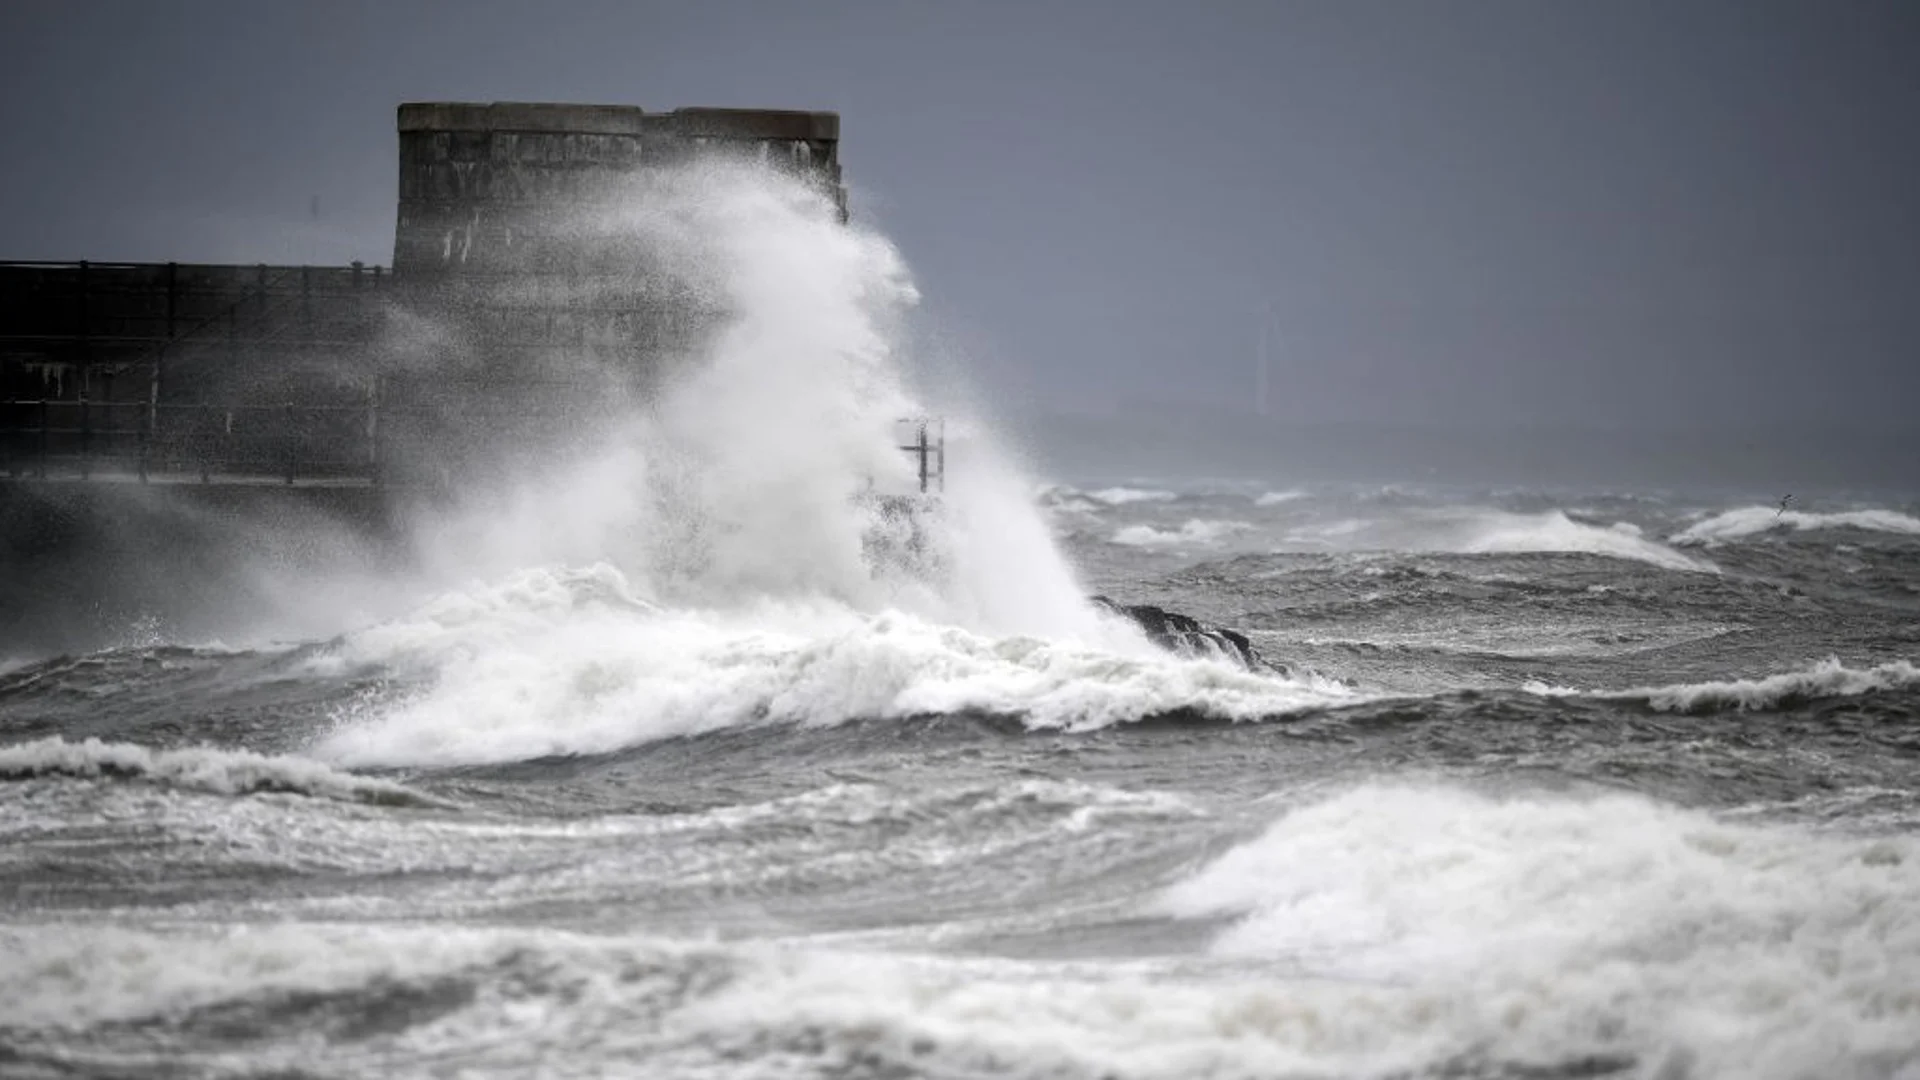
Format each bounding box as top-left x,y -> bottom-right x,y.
3,0 -> 1917,447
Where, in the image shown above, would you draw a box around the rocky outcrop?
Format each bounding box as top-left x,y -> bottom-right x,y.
1090,595 -> 1268,671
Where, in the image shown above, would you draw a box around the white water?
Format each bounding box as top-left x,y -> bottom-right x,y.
1673,505 -> 1920,546
1526,658 -> 1920,713
1159,783 -> 1920,1078
0,736 -> 437,805
10,784 -> 1914,1078
314,564 -> 1357,767
1282,509 -> 1716,571
1111,518 -> 1252,548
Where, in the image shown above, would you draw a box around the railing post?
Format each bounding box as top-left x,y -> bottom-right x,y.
77,258 -> 91,382
38,399 -> 49,479
145,345 -> 161,484
201,405 -> 214,484
285,402 -> 296,485
366,378 -> 382,486
78,395 -> 90,479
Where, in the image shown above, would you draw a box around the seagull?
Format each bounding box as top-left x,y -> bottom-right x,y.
1776,494 -> 1793,518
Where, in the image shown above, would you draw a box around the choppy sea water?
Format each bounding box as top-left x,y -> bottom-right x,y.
4,483 -> 1919,1080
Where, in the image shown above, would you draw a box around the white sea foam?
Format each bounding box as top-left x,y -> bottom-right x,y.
1110,519 -> 1251,548
1287,509 -> 1716,571
316,570 -> 1357,768
1088,486 -> 1177,505
1253,489 -> 1307,507
1157,783 -> 1920,1078
0,737 -> 438,806
6,869 -> 1914,1080
1673,506 -> 1920,546
1455,510 -> 1714,570
1550,658 -> 1920,713
301,167 -> 1360,766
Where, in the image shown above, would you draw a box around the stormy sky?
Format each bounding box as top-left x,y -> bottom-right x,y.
3,1 -> 1916,483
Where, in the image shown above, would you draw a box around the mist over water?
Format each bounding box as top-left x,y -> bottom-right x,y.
4,164 -> 1919,1079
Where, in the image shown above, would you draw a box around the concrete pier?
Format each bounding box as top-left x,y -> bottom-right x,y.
0,102 -> 848,650
0,102 -> 847,490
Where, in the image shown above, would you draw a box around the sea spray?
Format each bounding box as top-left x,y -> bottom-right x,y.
310,162 -> 1231,763
396,162 -> 1117,640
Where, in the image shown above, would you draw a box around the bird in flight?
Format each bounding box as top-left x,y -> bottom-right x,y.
1776,494 -> 1793,518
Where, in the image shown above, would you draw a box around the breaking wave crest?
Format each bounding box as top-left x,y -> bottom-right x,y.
1111,519 -> 1250,548
1527,658 -> 1920,714
11,791 -> 1914,1080
1619,658 -> 1920,713
1673,506 -> 1920,546
314,565 -> 1359,768
1286,509 -> 1716,571
0,737 -> 442,806
1447,510 -> 1715,570
1159,784 -> 1920,1079
1087,486 -> 1177,505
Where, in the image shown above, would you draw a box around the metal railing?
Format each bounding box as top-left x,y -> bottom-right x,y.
898,417 -> 945,494
1,400 -> 382,486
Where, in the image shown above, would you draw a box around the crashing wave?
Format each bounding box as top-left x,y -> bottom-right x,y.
1453,511 -> 1715,572
1671,506 -> 1920,546
1282,510 -> 1715,572
1089,596 -> 1267,671
315,584 -> 1356,768
1155,783 -> 1920,1078
1088,486 -> 1177,505
1111,519 -> 1251,548
0,737 -> 444,807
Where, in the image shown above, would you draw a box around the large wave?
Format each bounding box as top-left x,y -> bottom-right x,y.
10,787 -> 1914,1080
1158,783 -> 1920,1078
1673,506 -> 1920,546
301,165 -> 1352,764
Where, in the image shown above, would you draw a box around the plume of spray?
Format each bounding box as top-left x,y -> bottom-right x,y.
313,160 -> 1235,765
397,160 -> 1130,644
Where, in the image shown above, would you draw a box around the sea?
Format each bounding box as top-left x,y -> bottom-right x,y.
3,169 -> 1919,1080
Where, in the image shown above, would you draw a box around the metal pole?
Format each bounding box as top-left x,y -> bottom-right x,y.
145,346 -> 161,483
366,377 -> 381,486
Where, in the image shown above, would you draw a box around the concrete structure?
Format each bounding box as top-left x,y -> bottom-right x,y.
394,103 -> 843,278
0,102 -> 847,490
0,261 -> 391,484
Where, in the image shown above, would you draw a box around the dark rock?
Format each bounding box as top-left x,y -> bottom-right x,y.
1090,595 -> 1273,672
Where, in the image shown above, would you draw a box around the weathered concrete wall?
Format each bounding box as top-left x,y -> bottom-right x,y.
393,102 -> 845,277
381,102 -> 849,468
0,261 -> 393,483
